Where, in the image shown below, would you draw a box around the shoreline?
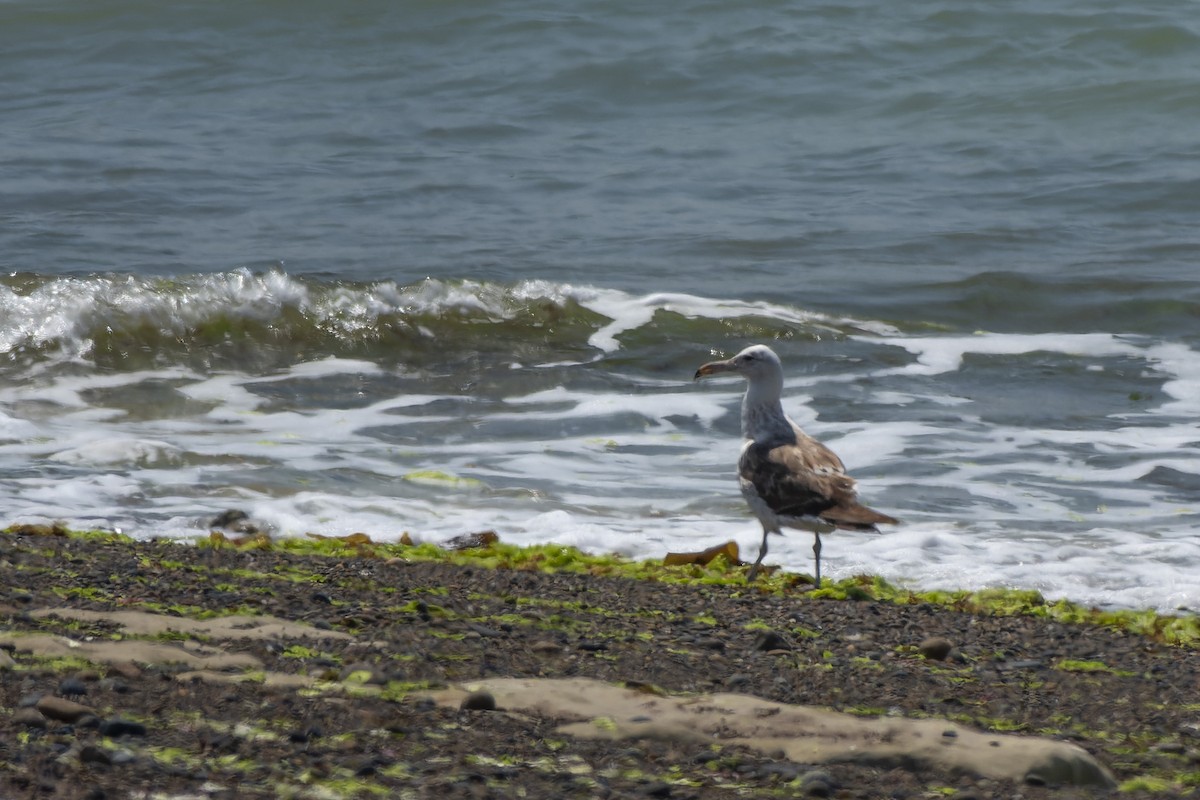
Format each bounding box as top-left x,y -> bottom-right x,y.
12,521 -> 1198,646
2,525 -> 1198,798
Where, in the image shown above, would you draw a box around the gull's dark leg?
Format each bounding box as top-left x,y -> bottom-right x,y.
746,526 -> 770,582
812,532 -> 822,588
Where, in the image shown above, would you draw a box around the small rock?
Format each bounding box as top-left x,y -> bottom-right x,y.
0,650 -> 16,670
108,662 -> 142,681
59,677 -> 88,698
98,718 -> 147,737
288,725 -> 322,743
79,744 -> 112,766
531,639 -> 561,653
918,637 -> 954,661
753,630 -> 792,652
415,600 -> 431,621
211,509 -> 252,529
211,508 -> 248,526
467,622 -> 505,638
1154,741 -> 1186,754
759,762 -> 800,781
13,707 -> 48,728
461,690 -> 497,711
444,530 -> 499,550
109,749 -> 138,766
1181,721 -> 1200,739
799,769 -> 835,797
726,673 -> 752,691
36,695 -> 96,723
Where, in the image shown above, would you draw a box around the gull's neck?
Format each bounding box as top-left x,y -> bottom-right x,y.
740,374 -> 794,443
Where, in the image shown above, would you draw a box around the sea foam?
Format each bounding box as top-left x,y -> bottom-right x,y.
4,278 -> 1200,612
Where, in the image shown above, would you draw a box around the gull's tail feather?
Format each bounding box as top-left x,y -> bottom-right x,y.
819,502 -> 899,532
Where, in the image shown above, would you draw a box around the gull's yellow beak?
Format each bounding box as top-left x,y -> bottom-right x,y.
693,358 -> 735,381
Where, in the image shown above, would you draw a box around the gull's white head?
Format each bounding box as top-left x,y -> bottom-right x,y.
693,344 -> 783,383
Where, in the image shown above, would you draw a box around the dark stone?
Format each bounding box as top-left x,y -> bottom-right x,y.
753,630 -> 792,652
288,725 -> 323,743
726,673 -> 752,690
918,637 -> 954,661
58,677 -> 88,698
759,762 -> 800,781
210,509 -> 249,527
79,744 -> 112,766
461,691 -> 497,711
467,622 -> 505,638
98,718 -> 147,737
800,769 -> 836,797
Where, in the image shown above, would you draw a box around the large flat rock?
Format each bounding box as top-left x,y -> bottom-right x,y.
28,607 -> 352,641
431,677 -> 1116,789
1,607 -> 349,672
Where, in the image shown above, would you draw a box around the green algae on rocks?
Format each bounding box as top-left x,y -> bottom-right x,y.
5,523 -> 1200,648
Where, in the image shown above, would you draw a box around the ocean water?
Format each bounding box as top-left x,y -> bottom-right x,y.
3,0 -> 1200,611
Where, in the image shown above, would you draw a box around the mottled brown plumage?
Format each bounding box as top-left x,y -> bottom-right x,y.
695,344 -> 897,585
739,437 -> 896,531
